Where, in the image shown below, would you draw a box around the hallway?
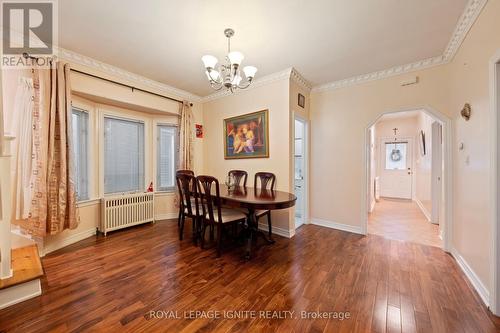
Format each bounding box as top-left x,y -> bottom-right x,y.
368,198 -> 442,248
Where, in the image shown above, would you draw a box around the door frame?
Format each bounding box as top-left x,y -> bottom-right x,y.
377,136 -> 415,200
362,106 -> 453,252
489,49 -> 500,315
293,114 -> 309,231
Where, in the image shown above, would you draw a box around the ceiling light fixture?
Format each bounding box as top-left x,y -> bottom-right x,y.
202,28 -> 257,93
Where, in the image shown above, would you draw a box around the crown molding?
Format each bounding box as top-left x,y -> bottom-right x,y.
200,67 -> 294,103
56,47 -> 202,103
311,0 -> 488,94
312,55 -> 445,93
290,67 -> 312,91
442,0 -> 487,61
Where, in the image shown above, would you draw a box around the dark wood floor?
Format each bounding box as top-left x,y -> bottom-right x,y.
0,220 -> 498,333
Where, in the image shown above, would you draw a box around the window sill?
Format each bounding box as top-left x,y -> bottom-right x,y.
77,198 -> 100,208
154,191 -> 176,197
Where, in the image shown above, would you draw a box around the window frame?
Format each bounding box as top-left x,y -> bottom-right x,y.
156,123 -> 179,193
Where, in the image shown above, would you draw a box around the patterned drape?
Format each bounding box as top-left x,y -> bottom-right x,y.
13,61 -> 79,236
179,101 -> 193,170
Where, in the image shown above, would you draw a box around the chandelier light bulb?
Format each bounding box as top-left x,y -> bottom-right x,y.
243,66 -> 257,79
205,70 -> 220,81
201,55 -> 218,69
228,51 -> 244,66
232,75 -> 242,85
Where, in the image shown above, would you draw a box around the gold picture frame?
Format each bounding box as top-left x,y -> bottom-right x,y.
223,109 -> 270,159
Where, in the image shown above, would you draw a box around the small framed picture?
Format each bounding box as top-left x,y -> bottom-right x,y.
195,124 -> 203,138
298,93 -> 305,108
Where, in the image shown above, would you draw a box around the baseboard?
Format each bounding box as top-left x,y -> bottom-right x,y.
310,218 -> 364,235
414,197 -> 432,222
41,228 -> 97,257
451,248 -> 490,307
258,223 -> 294,239
0,279 -> 41,310
155,213 -> 178,221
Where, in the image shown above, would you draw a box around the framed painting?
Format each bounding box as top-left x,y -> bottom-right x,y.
224,109 -> 269,159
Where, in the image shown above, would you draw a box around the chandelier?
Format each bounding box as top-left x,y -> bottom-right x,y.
201,28 -> 257,92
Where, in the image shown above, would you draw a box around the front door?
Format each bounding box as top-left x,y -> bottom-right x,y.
379,139 -> 412,199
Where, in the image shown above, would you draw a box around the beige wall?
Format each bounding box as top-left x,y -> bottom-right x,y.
310,0 -> 500,295
202,78 -> 293,231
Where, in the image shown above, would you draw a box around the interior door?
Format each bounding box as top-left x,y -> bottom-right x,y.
379,139 -> 412,199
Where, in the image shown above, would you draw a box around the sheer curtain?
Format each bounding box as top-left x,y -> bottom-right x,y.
11,77 -> 34,220
12,62 -> 79,236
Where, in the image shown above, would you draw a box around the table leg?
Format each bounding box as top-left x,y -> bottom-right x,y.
244,209 -> 256,260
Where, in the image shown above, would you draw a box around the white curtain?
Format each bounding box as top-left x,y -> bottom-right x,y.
11,77 -> 34,220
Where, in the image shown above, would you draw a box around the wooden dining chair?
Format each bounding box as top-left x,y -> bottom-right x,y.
197,175 -> 247,257
176,170 -> 195,227
254,172 -> 276,239
176,173 -> 202,244
228,170 -> 248,187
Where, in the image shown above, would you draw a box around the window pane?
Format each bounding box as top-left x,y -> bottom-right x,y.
157,125 -> 178,191
104,117 -> 145,194
72,109 -> 89,201
385,142 -> 407,170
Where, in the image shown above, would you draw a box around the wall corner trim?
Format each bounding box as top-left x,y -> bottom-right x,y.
310,218 -> 364,235
451,247 -> 490,308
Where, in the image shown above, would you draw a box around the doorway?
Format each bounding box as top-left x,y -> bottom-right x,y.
294,117 -> 307,229
379,137 -> 413,199
365,109 -> 447,248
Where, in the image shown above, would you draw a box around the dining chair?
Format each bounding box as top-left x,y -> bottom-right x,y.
228,170 -> 248,187
254,172 -> 276,239
197,175 -> 247,257
176,170 -> 195,227
176,173 -> 202,244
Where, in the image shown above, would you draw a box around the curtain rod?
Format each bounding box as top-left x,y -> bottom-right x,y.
22,53 -> 192,107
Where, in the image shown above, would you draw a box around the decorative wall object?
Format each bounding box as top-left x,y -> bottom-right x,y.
419,130 -> 426,156
195,124 -> 203,138
298,93 -> 305,108
224,109 -> 269,159
461,103 -> 471,121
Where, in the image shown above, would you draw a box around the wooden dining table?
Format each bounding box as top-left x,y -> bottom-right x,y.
215,186 -> 297,259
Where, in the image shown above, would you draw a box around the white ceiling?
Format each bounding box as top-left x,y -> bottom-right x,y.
58,0 -> 468,97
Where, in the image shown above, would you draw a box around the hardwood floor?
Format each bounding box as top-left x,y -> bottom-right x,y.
0,220 -> 497,332
368,198 -> 442,248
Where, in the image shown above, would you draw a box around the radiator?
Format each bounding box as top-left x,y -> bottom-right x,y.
100,192 -> 155,236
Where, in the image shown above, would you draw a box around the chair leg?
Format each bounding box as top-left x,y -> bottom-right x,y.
179,214 -> 185,240
210,224 -> 215,241
178,207 -> 182,227
267,212 -> 273,239
192,217 -> 197,245
216,223 -> 223,257
201,222 -> 207,249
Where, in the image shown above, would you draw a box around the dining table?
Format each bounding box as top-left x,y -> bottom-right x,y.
215,185 -> 297,259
